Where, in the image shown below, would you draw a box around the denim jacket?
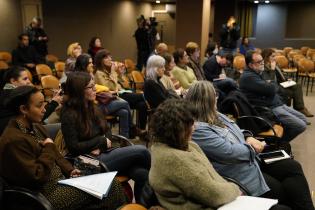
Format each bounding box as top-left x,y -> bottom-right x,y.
192,112 -> 269,196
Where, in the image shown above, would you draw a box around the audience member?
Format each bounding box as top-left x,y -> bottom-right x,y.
151,42 -> 168,56
88,36 -> 104,61
186,42 -> 205,80
0,67 -> 61,135
144,55 -> 175,109
94,49 -> 148,131
149,99 -> 241,210
203,50 -> 238,95
65,42 -> 82,72
205,42 -> 218,59
0,85 -> 127,210
25,17 -> 48,59
61,72 -> 151,202
73,53 -> 134,138
12,33 -> 43,76
160,53 -> 184,96
172,48 -> 197,89
239,37 -> 255,55
240,51 -> 307,142
220,16 -> 240,54
261,48 -> 313,118
187,81 -> 314,210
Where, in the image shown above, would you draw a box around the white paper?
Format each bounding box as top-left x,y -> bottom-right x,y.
58,171 -> 117,199
280,80 -> 296,88
218,196 -> 278,210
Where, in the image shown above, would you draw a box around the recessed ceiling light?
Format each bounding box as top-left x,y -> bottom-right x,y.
265,0 -> 270,3
254,0 -> 259,3
156,0 -> 161,3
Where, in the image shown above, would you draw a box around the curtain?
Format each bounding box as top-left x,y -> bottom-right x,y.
239,2 -> 253,37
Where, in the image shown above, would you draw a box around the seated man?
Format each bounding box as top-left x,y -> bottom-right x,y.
203,50 -> 238,95
151,42 -> 168,56
12,33 -> 44,77
239,50 -> 307,142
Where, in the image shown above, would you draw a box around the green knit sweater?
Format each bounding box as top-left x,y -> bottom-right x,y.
149,141 -> 240,210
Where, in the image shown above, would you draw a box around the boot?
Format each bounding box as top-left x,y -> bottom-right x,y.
298,107 -> 314,118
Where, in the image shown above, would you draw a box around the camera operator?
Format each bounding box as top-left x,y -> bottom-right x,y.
134,15 -> 158,70
220,16 -> 240,55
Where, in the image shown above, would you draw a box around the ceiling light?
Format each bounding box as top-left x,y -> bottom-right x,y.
254,0 -> 259,3
156,0 -> 161,3
265,0 -> 270,3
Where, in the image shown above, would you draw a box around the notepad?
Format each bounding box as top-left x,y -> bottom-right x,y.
58,171 -> 117,199
280,80 -> 296,88
257,150 -> 291,164
218,196 -> 278,210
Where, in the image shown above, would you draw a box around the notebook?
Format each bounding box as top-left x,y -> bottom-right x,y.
280,80 -> 296,88
58,171 -> 117,199
218,196 -> 278,210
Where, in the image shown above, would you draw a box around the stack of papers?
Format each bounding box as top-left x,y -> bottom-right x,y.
280,80 -> 296,88
58,171 -> 117,199
218,196 -> 278,210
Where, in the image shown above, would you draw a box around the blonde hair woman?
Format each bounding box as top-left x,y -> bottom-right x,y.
65,42 -> 82,72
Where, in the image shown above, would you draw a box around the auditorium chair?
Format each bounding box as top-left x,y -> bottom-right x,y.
131,70 -> 145,93
301,46 -> 310,56
0,61 -> 9,70
0,51 -> 12,63
54,61 -> 66,79
45,54 -> 59,63
283,47 -> 293,57
36,64 -> 53,81
40,75 -> 60,100
298,58 -> 315,96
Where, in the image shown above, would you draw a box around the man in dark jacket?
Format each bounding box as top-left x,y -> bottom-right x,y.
220,16 -> 240,54
239,51 -> 307,142
25,17 -> 48,59
12,33 -> 44,77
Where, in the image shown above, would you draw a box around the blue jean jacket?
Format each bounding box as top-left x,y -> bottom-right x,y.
192,113 -> 269,196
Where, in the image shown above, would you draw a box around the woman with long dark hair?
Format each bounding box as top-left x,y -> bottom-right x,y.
73,53 -> 134,138
88,36 -> 104,60
60,72 -> 150,202
0,85 -> 127,210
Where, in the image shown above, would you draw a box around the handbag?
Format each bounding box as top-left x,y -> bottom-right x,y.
96,92 -> 117,105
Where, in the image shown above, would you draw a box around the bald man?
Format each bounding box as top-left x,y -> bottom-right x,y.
151,43 -> 168,56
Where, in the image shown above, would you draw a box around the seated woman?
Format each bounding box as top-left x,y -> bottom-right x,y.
187,81 -> 314,210
0,85 -> 126,210
186,42 -> 206,80
160,53 -> 185,96
144,55 -> 176,109
60,72 -> 151,202
172,48 -> 197,89
239,37 -> 255,56
88,36 -> 104,61
149,99 -> 241,210
261,48 -> 313,118
65,42 -> 82,73
73,53 -> 133,138
0,66 -> 62,135
94,49 -> 148,131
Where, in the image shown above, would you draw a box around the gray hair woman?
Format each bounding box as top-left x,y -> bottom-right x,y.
144,55 -> 173,109
187,80 -> 314,210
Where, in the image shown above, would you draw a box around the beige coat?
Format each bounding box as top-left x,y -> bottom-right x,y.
149,141 -> 240,210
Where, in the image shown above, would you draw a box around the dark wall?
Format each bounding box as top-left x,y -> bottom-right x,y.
0,0 -> 23,52
42,0 -> 153,61
251,2 -> 315,49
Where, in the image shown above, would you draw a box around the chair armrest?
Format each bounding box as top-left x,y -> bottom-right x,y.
111,134 -> 134,147
4,186 -> 53,210
237,116 -> 276,136
222,176 -> 250,196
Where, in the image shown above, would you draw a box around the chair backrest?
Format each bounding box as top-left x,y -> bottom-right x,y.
120,204 -> 147,210
41,75 -> 60,99
306,49 -> 315,59
283,47 -> 293,56
0,51 -> 12,63
43,123 -> 61,139
298,58 -> 314,73
274,50 -> 284,56
0,61 -> 9,70
124,59 -> 137,73
131,70 -> 144,90
301,46 -> 310,56
233,55 -> 246,72
24,69 -> 33,83
36,64 -> 53,80
45,54 -> 59,63
274,55 -> 289,69
292,54 -> 305,66
54,61 -> 65,79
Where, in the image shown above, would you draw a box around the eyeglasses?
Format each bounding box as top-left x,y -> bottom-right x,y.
252,59 -> 264,65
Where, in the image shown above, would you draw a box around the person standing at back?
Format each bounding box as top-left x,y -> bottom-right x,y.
220,16 -> 240,55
